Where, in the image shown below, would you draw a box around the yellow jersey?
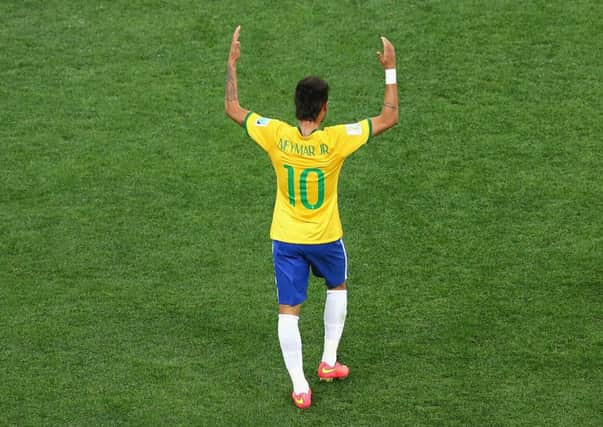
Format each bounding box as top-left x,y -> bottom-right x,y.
243,112 -> 372,244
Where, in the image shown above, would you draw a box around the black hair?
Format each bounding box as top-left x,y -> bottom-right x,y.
295,76 -> 329,121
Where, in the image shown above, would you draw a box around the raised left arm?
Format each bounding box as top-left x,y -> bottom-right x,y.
225,25 -> 249,125
370,36 -> 399,137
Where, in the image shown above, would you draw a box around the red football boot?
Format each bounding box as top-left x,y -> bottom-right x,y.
317,361 -> 349,382
291,389 -> 312,409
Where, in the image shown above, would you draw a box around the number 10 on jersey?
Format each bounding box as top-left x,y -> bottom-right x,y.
283,164 -> 325,210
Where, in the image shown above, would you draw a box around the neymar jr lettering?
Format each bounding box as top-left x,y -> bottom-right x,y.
277,138 -> 329,157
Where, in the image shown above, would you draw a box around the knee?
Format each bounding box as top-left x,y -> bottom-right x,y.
330,282 -> 347,291
279,304 -> 302,316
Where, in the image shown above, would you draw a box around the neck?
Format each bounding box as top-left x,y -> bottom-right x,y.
298,120 -> 320,136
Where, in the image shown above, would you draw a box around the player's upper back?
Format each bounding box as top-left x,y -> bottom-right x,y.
243,112 -> 372,165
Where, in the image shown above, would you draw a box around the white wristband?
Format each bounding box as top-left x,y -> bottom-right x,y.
385,68 -> 397,85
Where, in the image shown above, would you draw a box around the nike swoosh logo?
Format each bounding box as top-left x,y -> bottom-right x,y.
294,397 -> 305,404
321,367 -> 336,374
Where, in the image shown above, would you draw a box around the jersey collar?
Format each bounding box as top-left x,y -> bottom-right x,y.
297,125 -> 321,137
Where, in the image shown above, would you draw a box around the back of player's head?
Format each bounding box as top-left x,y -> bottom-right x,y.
295,76 -> 329,121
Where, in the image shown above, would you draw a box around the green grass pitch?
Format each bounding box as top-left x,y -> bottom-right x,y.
1,1 -> 602,425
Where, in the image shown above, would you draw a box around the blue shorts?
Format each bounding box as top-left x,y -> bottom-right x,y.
272,239 -> 348,306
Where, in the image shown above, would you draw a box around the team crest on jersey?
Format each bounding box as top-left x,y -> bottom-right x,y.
256,117 -> 271,127
345,123 -> 362,135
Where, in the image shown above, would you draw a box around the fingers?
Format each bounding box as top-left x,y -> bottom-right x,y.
381,36 -> 394,53
377,36 -> 389,59
377,36 -> 395,68
228,26 -> 242,63
232,25 -> 241,42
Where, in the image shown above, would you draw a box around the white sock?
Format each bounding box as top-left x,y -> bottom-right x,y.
277,314 -> 309,394
321,290 -> 347,366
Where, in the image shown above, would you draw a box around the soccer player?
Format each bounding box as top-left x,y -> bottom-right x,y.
224,25 -> 398,409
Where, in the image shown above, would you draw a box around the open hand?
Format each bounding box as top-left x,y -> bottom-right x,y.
377,36 -> 396,69
228,25 -> 241,64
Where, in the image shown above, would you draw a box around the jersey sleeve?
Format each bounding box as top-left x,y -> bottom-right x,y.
327,118 -> 373,158
242,112 -> 284,152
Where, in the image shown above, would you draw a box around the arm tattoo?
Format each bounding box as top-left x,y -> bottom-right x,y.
225,66 -> 238,102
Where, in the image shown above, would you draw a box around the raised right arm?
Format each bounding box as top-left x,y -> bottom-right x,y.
370,36 -> 399,137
